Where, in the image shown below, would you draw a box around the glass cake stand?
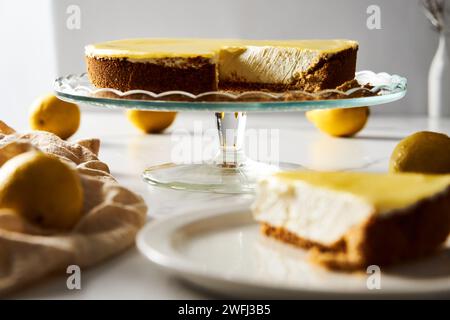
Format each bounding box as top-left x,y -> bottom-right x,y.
54,71 -> 407,193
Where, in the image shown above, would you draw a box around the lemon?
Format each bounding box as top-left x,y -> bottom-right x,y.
126,110 -> 177,133
389,131 -> 450,174
306,107 -> 369,137
0,151 -> 83,230
29,94 -> 80,139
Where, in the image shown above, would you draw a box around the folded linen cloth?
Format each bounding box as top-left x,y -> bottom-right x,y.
0,122 -> 147,295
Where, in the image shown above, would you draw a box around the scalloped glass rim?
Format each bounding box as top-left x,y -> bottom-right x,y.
54,70 -> 407,112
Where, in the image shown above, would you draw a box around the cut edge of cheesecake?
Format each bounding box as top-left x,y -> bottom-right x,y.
252,172 -> 450,271
85,38 -> 358,94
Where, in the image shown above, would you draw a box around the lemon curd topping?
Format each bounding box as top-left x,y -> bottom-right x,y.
85,38 -> 358,60
275,171 -> 450,213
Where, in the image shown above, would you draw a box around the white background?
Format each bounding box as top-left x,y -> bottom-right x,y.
0,0 -> 442,129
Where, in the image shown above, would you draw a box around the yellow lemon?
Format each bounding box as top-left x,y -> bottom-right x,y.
389,131 -> 450,174
306,107 -> 370,137
126,110 -> 177,133
0,151 -> 83,230
29,94 -> 80,139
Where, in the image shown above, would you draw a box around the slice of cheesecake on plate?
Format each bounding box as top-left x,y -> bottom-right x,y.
252,171 -> 450,271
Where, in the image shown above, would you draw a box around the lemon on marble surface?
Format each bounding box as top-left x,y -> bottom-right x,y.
306,107 -> 370,137
0,151 -> 83,230
389,131 -> 450,174
29,94 -> 80,140
126,110 -> 177,133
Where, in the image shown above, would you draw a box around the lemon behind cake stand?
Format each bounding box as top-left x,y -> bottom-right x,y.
54,71 -> 407,194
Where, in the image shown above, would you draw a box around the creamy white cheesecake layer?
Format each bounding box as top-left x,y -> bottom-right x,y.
218,46 -> 321,84
252,176 -> 374,246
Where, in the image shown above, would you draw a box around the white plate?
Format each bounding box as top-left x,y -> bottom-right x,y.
137,204 -> 450,299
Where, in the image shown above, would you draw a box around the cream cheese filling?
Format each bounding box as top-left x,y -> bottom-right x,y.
218,46 -> 321,84
252,176 -> 375,246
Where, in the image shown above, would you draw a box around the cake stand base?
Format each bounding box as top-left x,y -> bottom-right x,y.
142,160 -> 301,194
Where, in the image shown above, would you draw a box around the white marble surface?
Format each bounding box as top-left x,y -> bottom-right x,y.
10,111 -> 450,299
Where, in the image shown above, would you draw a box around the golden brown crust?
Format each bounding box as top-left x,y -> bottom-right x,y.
261,187 -> 450,271
86,56 -> 217,94
301,47 -> 358,91
261,223 -> 345,252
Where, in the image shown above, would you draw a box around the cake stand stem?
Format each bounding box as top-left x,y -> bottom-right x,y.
213,112 -> 247,168
142,111 -> 300,193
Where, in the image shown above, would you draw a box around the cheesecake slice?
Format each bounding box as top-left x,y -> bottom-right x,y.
252,171 -> 450,271
85,38 -> 358,94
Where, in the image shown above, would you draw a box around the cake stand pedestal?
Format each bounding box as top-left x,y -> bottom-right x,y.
142,112 -> 299,193
54,71 -> 407,194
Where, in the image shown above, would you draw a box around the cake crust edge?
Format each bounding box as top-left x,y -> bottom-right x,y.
86,56 -> 217,94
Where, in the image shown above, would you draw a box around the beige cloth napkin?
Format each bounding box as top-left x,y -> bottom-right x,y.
0,121 -> 147,296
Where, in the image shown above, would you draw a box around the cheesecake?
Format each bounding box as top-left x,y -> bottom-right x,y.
85,38 -> 358,94
252,171 -> 450,271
